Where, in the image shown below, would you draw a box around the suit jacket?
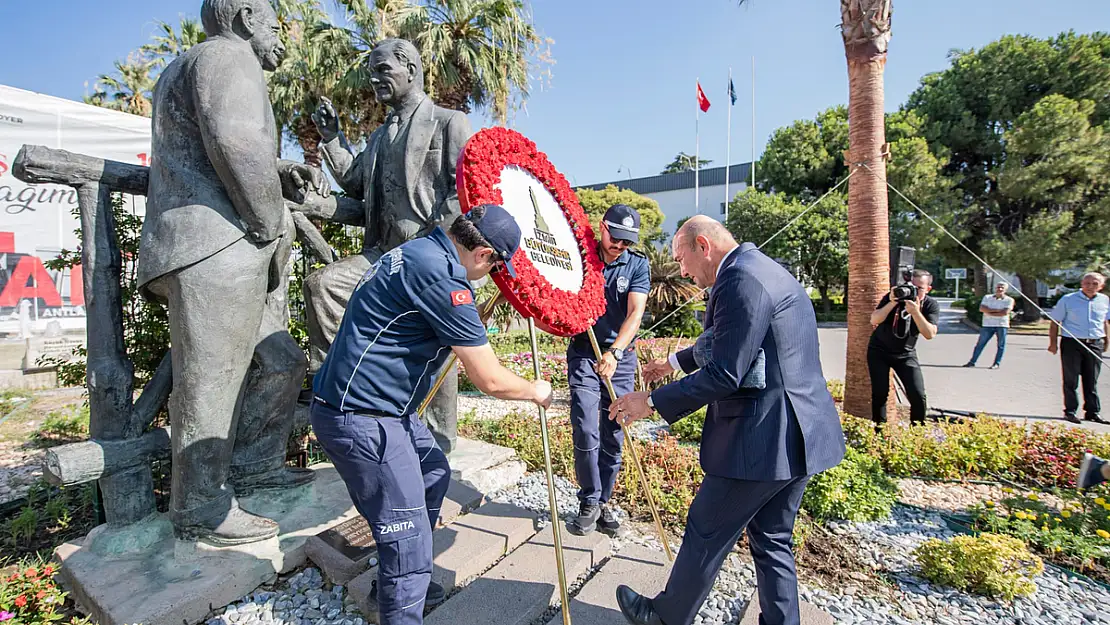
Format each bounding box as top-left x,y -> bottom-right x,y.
138,38 -> 286,294
320,97 -> 472,255
652,243 -> 845,481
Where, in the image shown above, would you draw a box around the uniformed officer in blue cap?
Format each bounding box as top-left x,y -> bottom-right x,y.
565,204 -> 651,536
310,204 -> 553,625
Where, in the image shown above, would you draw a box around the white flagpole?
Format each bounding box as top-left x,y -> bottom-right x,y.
695,78 -> 700,213
725,67 -> 732,222
751,57 -> 756,189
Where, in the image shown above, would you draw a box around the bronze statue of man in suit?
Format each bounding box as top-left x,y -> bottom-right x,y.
139,0 -> 325,545
298,38 -> 473,453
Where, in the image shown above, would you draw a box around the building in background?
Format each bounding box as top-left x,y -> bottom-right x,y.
578,163 -> 752,238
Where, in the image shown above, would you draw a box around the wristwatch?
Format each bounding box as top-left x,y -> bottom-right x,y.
647,394 -> 655,411
607,347 -> 624,362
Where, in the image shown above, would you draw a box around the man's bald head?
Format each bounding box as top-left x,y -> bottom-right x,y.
675,215 -> 736,250
671,215 -> 739,288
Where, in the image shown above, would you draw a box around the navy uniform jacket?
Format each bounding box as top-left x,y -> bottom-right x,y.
313,227 -> 488,415
651,243 -> 845,481
569,249 -> 651,358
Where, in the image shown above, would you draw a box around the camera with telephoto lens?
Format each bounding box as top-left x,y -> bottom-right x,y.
892,270 -> 918,301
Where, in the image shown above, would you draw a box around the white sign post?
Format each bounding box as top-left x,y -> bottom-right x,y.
945,267 -> 968,300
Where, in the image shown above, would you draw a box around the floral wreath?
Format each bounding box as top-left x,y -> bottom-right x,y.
456,127 -> 606,337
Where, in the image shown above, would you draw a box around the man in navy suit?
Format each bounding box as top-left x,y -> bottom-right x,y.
610,216 -> 845,625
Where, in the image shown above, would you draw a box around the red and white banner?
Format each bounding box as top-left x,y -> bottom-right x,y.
0,85 -> 151,335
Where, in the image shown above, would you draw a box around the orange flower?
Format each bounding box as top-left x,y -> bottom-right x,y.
42,566 -> 54,576
36,590 -> 47,600
23,568 -> 37,579
13,596 -> 26,608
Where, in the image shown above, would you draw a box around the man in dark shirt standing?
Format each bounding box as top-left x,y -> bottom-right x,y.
867,270 -> 940,426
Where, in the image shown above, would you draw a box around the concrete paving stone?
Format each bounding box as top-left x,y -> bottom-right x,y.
546,543 -> 671,625
349,501 -> 539,620
739,595 -> 834,625
422,524 -> 610,625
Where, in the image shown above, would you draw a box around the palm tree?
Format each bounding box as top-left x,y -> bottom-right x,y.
269,0 -> 375,164
398,0 -> 548,123
736,0 -> 892,418
142,17 -> 207,68
84,55 -> 158,117
643,244 -> 703,322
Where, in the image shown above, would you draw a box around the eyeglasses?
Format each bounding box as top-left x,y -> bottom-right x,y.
613,238 -> 634,247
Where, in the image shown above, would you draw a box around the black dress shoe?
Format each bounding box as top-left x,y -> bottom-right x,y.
1065,413 -> 1082,424
1086,414 -> 1109,425
616,585 -> 665,625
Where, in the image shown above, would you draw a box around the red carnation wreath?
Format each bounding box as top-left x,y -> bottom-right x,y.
456,127 -> 606,337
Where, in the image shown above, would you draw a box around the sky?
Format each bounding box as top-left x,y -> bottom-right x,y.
2,0 -> 1109,187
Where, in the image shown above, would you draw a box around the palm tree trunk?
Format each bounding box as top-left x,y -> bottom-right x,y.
842,0 -> 893,420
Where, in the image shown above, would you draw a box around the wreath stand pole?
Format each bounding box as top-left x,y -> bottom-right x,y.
416,296 -> 501,419
589,331 -> 674,562
530,317 -> 574,625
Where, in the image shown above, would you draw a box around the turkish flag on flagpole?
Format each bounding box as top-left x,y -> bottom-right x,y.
697,81 -> 711,112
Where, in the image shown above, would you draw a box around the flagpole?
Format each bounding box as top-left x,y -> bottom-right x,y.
695,77 -> 700,213
725,67 -> 732,223
751,56 -> 756,189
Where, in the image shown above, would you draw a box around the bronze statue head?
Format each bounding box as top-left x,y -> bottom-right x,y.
369,39 -> 425,108
201,0 -> 286,71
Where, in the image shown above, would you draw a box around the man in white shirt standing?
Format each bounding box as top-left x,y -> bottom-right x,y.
963,282 -> 1015,369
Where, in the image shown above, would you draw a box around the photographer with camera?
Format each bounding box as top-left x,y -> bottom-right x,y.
867,269 -> 940,426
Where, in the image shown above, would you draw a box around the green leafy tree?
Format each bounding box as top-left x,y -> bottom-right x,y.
574,185 -> 665,244
660,152 -> 712,174
726,188 -> 848,313
906,32 -> 1110,315
142,16 -> 207,67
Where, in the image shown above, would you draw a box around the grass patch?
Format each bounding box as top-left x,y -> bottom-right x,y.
32,405 -> 90,447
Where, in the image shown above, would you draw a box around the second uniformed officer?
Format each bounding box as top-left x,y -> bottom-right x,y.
566,204 -> 651,536
310,204 -> 553,625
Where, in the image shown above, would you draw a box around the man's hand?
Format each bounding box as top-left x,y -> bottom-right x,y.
312,97 -> 341,143
279,161 -> 330,202
1048,342 -> 1059,355
596,352 -> 618,380
609,391 -> 653,426
532,380 -> 553,410
642,358 -> 675,383
904,299 -> 920,316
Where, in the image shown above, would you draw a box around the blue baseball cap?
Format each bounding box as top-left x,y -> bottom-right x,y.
603,204 -> 641,243
469,204 -> 522,277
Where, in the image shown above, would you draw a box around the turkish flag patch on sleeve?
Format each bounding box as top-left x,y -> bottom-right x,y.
451,290 -> 473,306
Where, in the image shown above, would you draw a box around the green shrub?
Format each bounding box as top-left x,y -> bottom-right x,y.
968,489 -> 1110,575
801,447 -> 898,523
914,533 -> 1043,600
826,379 -> 844,403
668,407 -> 706,442
488,332 -> 568,357
33,405 -> 90,446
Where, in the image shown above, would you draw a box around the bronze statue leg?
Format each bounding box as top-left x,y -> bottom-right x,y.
303,251 -> 376,373
148,236 -> 272,531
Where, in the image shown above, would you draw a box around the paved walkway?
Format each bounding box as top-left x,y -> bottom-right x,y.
817,298 -> 1110,433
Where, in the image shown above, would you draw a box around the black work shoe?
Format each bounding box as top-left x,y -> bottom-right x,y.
1086,414 -> 1109,425
1079,453 -> 1109,490
962,362 -> 975,368
597,504 -> 626,537
567,502 -> 600,536
1066,413 -> 1083,424
989,363 -> 1000,370
179,503 -> 280,546
367,579 -> 446,610
616,585 -> 665,625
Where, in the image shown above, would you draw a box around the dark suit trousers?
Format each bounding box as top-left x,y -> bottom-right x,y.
654,475 -> 810,625
1061,337 -> 1104,418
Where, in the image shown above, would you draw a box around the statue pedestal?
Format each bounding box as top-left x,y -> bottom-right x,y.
55,464 -> 359,625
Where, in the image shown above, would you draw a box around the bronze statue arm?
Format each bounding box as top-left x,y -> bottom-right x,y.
288,191 -> 366,227
192,48 -> 285,243
320,134 -> 366,199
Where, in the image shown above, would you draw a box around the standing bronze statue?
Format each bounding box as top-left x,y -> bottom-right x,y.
138,0 -> 326,545
297,38 -> 473,454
